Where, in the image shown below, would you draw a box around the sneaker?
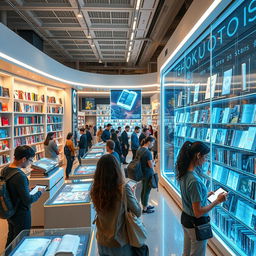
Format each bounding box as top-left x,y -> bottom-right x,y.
142,208 -> 155,214
147,205 -> 155,210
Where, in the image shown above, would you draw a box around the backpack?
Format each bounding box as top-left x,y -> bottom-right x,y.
64,145 -> 71,156
0,167 -> 19,219
127,148 -> 147,181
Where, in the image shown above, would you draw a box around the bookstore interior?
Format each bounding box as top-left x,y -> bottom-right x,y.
0,0 -> 256,255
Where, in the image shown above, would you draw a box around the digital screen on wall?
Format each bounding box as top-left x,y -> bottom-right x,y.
82,98 -> 96,110
110,89 -> 142,119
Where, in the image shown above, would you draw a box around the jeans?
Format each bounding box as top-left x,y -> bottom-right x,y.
141,177 -> 152,207
98,243 -> 133,256
6,210 -> 31,248
65,155 -> 74,177
182,226 -> 207,256
132,149 -> 137,160
78,148 -> 86,165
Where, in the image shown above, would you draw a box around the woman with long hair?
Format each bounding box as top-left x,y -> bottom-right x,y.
64,132 -> 75,179
177,141 -> 227,256
90,154 -> 141,256
44,132 -> 59,161
111,131 -> 123,161
139,136 -> 155,214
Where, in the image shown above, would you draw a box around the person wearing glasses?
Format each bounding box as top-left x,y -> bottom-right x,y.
1,146 -> 45,247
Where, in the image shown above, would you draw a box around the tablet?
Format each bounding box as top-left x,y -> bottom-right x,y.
208,188 -> 227,203
117,90 -> 138,111
30,185 -> 47,195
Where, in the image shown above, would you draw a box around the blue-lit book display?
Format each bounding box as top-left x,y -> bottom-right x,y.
161,1 -> 256,255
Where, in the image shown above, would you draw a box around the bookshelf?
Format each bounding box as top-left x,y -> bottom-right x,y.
78,111 -> 85,128
0,72 -> 66,167
142,104 -> 152,126
161,1 -> 256,255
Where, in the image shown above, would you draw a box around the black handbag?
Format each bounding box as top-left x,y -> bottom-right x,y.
132,244 -> 149,256
195,222 -> 213,241
149,173 -> 159,190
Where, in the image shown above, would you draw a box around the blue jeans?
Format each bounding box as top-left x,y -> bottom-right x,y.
78,148 -> 86,164
65,155 -> 74,177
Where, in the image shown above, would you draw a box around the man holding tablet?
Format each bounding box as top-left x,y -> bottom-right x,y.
2,146 -> 45,247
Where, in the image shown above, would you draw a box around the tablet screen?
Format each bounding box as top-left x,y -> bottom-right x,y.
208,188 -> 227,203
30,185 -> 47,195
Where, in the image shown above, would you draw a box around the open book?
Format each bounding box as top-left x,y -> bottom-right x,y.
12,235 -> 80,256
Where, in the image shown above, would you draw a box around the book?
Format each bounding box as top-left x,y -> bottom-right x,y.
238,130 -> 249,149
211,108 -> 222,123
193,84 -> 200,102
244,127 -> 256,150
241,62 -> 247,91
231,130 -> 243,147
227,171 -> 240,190
222,108 -> 231,123
31,158 -> 59,173
222,68 -> 233,95
205,74 -> 218,99
240,104 -> 255,123
238,176 -> 253,198
236,200 -> 254,228
193,110 -> 199,123
229,105 -> 241,123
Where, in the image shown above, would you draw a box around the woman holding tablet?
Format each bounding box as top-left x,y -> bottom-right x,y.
176,141 -> 227,256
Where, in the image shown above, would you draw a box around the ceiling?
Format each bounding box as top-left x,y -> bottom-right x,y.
0,0 -> 192,74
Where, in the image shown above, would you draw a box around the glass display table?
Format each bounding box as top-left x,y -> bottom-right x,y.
70,165 -> 96,180
81,152 -> 104,165
2,227 -> 93,256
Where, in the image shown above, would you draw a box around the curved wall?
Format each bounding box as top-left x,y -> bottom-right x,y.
0,24 -> 157,89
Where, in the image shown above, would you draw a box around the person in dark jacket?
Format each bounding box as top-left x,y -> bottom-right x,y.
86,127 -> 93,148
106,140 -> 121,164
78,128 -> 88,165
3,146 -> 45,247
111,132 -> 123,161
101,123 -> 112,142
131,126 -> 140,160
139,127 -> 150,144
121,125 -> 130,164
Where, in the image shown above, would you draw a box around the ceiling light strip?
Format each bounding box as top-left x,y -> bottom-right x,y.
0,52 -> 158,89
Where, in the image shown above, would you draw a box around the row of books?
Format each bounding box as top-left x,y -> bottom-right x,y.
0,140 -> 9,151
0,86 -> 10,98
34,152 -> 44,160
47,106 -> 64,114
47,96 -> 62,104
0,129 -> 8,139
14,115 -> 44,125
47,124 -> 62,132
213,207 -> 256,256
14,102 -> 43,113
47,116 -> 63,123
0,102 -> 8,112
14,135 -> 44,147
14,126 -> 44,136
175,126 -> 256,151
213,148 -> 256,174
0,154 -> 10,165
0,116 -> 9,126
31,143 -> 44,153
14,90 -> 43,102
175,104 -> 254,124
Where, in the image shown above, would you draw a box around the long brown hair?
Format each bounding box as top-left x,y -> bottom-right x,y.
90,154 -> 124,213
44,132 -> 54,146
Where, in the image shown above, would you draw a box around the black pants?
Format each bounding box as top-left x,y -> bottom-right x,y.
122,146 -> 129,162
153,151 -> 157,160
65,155 -> 74,177
132,149 -> 137,160
6,210 -> 31,248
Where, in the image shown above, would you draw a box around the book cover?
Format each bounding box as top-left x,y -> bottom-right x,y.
211,108 -> 222,123
244,127 -> 256,150
241,62 -> 247,91
205,74 -> 218,99
241,104 -> 255,124
193,110 -> 199,123
227,171 -> 240,190
238,176 -> 253,198
222,68 -> 233,95
229,105 -> 241,123
238,130 -> 249,149
231,130 -> 243,147
193,84 -> 200,102
222,108 -> 231,123
236,200 -> 254,227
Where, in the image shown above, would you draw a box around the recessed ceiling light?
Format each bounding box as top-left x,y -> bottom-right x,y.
87,34 -> 91,39
77,11 -> 82,18
99,60 -> 102,63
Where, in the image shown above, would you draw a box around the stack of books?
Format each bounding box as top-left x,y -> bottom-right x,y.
30,158 -> 59,178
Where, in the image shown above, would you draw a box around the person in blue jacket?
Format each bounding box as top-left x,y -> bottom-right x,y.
131,126 -> 140,160
101,123 -> 112,142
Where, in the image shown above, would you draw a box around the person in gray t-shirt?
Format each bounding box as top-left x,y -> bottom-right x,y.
176,141 -> 227,256
44,132 -> 59,161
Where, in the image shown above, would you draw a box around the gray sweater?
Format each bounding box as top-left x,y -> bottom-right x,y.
44,140 -> 59,160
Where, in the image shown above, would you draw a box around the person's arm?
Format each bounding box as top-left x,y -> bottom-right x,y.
14,174 -> 42,206
51,141 -> 59,155
70,141 -> 76,155
146,149 -> 154,170
125,184 -> 141,217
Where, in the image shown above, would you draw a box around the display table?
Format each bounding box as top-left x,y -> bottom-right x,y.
4,228 -> 93,256
29,167 -> 64,227
70,165 -> 96,180
44,180 -> 94,229
89,147 -> 105,154
81,152 -> 104,165
91,142 -> 105,150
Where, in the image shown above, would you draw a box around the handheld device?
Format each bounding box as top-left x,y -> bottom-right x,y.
207,188 -> 227,203
30,185 -> 47,195
116,90 -> 138,111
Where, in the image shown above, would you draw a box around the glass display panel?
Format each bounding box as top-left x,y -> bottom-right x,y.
82,152 -> 104,159
161,1 -> 256,255
89,148 -> 105,154
46,182 -> 92,205
73,165 -> 96,176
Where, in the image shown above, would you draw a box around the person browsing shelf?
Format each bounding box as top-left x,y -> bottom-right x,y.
111,131 -> 123,162
106,140 -> 121,164
152,131 -> 158,161
86,126 -> 93,149
121,125 -> 130,164
148,125 -> 153,136
64,132 -> 75,179
139,128 -> 150,145
138,136 -> 156,214
131,126 -> 140,160
101,123 -> 112,142
97,126 -> 103,142
2,146 -> 45,247
44,132 -> 59,161
90,154 -> 142,256
78,128 -> 88,165
177,141 -> 227,256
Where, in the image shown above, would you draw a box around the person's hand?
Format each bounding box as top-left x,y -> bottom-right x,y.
38,187 -> 46,193
208,191 -> 215,197
216,192 -> 227,204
